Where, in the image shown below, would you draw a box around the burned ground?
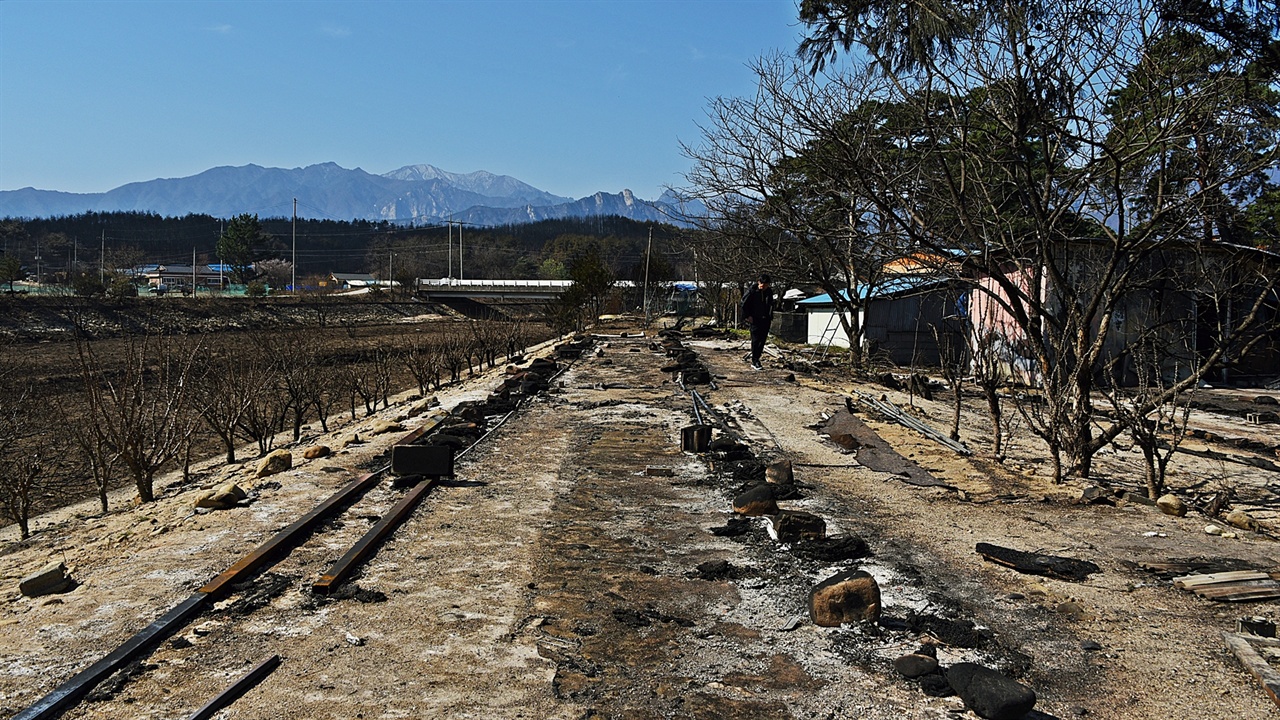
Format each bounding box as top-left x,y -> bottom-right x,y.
1,319 -> 1278,719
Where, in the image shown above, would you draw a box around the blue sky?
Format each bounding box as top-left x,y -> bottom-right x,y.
0,0 -> 804,201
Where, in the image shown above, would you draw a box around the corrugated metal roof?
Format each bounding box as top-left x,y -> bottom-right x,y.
797,275 -> 950,306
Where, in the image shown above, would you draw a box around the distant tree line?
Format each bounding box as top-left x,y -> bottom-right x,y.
0,212 -> 696,288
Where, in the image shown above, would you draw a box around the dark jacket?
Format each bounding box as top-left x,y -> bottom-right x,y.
741,285 -> 774,327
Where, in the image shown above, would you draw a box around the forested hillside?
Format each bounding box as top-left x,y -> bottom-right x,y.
0,212 -> 696,284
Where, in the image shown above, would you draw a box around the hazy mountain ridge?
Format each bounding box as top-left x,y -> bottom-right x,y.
0,162 -> 698,226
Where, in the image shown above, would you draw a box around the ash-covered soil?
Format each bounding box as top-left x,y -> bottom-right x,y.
0,295 -> 444,343
2,321 -> 1277,719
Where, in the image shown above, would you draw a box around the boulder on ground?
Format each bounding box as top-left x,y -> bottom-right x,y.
405,396 -> 440,418
256,449 -> 293,478
370,419 -> 406,435
1156,493 -> 1187,517
765,459 -> 793,484
1225,509 -> 1260,532
195,482 -> 247,510
808,569 -> 881,626
19,562 -> 75,597
732,485 -> 779,516
771,510 -> 826,543
303,445 -> 331,460
528,358 -> 558,374
893,653 -> 940,679
945,662 -> 1036,720
425,433 -> 467,450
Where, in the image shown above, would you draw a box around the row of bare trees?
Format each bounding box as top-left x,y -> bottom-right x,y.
682,0 -> 1279,497
0,319 -> 545,540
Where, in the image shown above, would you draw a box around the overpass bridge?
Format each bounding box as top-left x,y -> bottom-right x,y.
415,278 -> 574,301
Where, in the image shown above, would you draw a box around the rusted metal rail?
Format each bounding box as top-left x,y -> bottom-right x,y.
313,476 -> 440,593
13,593 -> 210,720
200,468 -> 387,596
184,654 -> 281,720
13,357 -> 546,720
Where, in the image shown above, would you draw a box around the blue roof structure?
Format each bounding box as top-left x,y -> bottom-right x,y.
797,275 -> 950,307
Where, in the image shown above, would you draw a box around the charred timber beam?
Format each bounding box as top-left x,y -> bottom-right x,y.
1225,632 -> 1280,709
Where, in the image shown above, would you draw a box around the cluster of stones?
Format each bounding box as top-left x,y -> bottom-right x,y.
654,329 -> 712,385
553,335 -> 595,360
678,372 -> 1038,718
191,351 -> 563,514
419,355 -> 561,452
728,453 -> 1038,717
1079,483 -> 1262,538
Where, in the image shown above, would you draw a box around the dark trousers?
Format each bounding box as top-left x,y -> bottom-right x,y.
749,322 -> 770,363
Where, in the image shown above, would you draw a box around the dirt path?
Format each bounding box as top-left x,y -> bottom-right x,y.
2,326 -> 1277,719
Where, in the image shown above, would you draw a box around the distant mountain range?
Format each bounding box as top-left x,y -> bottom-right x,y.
0,162 -> 702,226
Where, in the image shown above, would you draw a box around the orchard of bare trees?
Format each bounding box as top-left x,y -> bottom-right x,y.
681,0 -> 1279,496
1,317 -> 548,539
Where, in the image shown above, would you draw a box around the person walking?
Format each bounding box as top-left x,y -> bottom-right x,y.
741,274 -> 774,370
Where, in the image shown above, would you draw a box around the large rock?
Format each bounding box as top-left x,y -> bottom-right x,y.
771,510 -> 826,543
765,459 -> 793,484
303,445 -> 331,460
808,569 -> 881,626
1225,509 -> 1260,532
1156,493 -> 1187,517
255,449 -> 293,478
405,396 -> 440,418
732,485 -> 778,516
893,653 -> 940,679
945,663 -> 1036,720
195,482 -> 247,510
370,419 -> 406,435
19,562 -> 74,597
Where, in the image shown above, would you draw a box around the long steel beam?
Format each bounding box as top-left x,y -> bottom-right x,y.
13,593 -> 210,720
200,469 -> 387,597
312,476 -> 439,594
184,654 -> 281,720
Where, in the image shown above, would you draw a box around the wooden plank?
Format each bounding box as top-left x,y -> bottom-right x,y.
1224,632 -> 1280,709
1204,588 -> 1280,603
1174,570 -> 1269,588
1195,582 -> 1279,598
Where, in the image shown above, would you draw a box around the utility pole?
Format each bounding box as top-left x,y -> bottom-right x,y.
100,231 -> 105,284
447,221 -> 453,279
192,246 -> 197,295
218,221 -> 224,291
388,250 -> 393,297
292,198 -> 297,293
642,228 -> 652,323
